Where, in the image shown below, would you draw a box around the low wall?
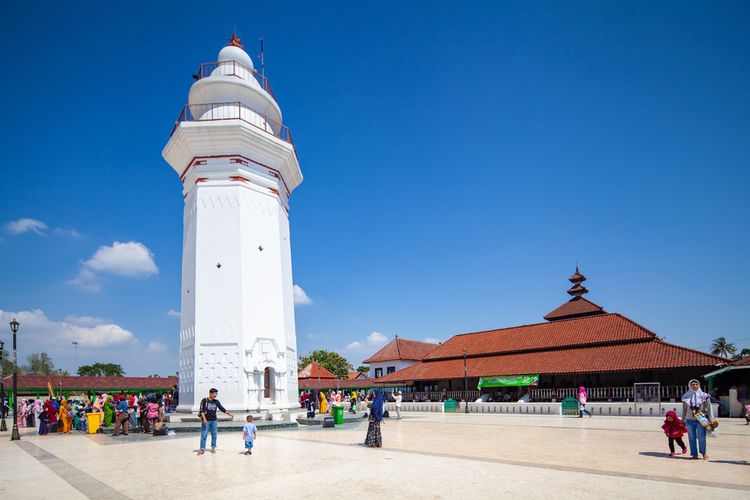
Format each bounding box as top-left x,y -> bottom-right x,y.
383,401 -> 721,417
384,402 -> 447,413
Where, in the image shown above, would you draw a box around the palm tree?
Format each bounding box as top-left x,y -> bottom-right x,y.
710,337 -> 737,358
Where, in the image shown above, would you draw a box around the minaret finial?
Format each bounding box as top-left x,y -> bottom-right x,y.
228,32 -> 244,49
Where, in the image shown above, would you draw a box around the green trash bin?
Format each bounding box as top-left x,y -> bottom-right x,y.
332,405 -> 344,425
561,396 -> 579,416
444,398 -> 457,413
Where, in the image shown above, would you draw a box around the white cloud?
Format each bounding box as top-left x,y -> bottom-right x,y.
293,284 -> 312,305
53,227 -> 82,238
367,331 -> 388,345
67,267 -> 102,292
167,309 -> 180,318
69,241 -> 158,291
6,218 -> 48,235
146,341 -> 168,353
84,241 -> 158,276
0,309 -> 136,348
64,314 -> 106,326
423,337 -> 440,344
346,341 -> 365,352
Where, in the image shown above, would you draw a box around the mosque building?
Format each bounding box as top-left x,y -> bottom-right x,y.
373,269 -> 726,402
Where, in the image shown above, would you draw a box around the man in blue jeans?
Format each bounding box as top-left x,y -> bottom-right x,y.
198,388 -> 234,455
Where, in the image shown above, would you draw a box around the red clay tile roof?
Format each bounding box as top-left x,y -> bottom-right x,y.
5,375 -> 177,391
298,378 -> 380,390
347,371 -> 367,379
424,313 -> 651,360
298,362 -> 337,379
544,297 -> 605,321
731,355 -> 750,366
377,341 -> 725,382
363,338 -> 438,363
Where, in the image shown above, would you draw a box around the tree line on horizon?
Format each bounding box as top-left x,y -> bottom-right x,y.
298,349 -> 368,379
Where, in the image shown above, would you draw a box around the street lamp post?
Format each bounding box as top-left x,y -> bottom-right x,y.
10,318 -> 20,441
463,348 -> 469,414
0,340 -> 6,431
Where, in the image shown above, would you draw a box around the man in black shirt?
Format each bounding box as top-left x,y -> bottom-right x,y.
198,388 -> 234,455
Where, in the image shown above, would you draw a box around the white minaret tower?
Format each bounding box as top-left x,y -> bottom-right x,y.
162,35 -> 302,412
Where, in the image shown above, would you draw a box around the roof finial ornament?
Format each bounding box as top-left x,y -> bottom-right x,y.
567,266 -> 588,297
228,32 -> 244,49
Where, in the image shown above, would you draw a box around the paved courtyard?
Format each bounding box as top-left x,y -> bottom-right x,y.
0,413 -> 748,499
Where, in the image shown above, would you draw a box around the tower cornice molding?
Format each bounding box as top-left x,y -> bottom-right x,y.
163,121 -> 302,191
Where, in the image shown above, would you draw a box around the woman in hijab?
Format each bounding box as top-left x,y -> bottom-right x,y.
681,379 -> 715,460
45,399 -> 58,433
103,395 -> 114,427
319,391 -> 328,414
26,400 -> 35,428
33,399 -> 44,431
18,400 -> 28,428
59,399 -> 72,433
364,389 -> 384,448
578,387 -> 592,418
38,402 -> 49,435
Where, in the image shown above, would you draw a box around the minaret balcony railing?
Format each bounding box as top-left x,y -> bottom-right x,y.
195,60 -> 276,100
171,102 -> 294,148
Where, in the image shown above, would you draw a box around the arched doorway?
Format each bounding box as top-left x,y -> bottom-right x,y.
264,367 -> 275,400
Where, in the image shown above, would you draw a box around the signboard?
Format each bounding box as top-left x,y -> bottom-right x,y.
477,374 -> 539,389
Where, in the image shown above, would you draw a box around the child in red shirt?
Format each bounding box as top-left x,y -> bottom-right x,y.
662,410 -> 688,456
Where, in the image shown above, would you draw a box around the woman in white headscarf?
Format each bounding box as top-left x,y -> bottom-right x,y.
681,379 -> 715,460
33,400 -> 44,431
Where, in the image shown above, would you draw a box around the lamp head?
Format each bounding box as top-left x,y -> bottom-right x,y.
10,318 -> 19,334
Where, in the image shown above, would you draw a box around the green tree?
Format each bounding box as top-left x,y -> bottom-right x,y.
299,350 -> 353,379
732,347 -> 750,361
77,362 -> 125,377
25,352 -> 55,375
710,337 -> 737,358
356,365 -> 369,374
3,353 -> 26,377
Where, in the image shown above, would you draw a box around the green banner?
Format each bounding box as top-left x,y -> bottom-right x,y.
477,374 -> 539,389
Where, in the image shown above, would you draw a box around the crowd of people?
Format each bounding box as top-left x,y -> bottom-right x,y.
8,385 -> 179,437
298,389 -> 369,415
298,388 -> 399,448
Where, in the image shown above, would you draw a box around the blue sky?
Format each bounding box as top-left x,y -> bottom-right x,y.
1,1 -> 748,375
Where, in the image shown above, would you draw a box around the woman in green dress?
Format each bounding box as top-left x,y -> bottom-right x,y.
103,395 -> 114,426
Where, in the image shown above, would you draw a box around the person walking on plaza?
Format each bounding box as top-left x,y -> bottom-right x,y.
661,410 -> 687,456
578,386 -> 592,418
364,389 -> 384,448
392,390 -> 403,419
198,388 -> 234,455
682,379 -> 716,460
242,415 -> 258,455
